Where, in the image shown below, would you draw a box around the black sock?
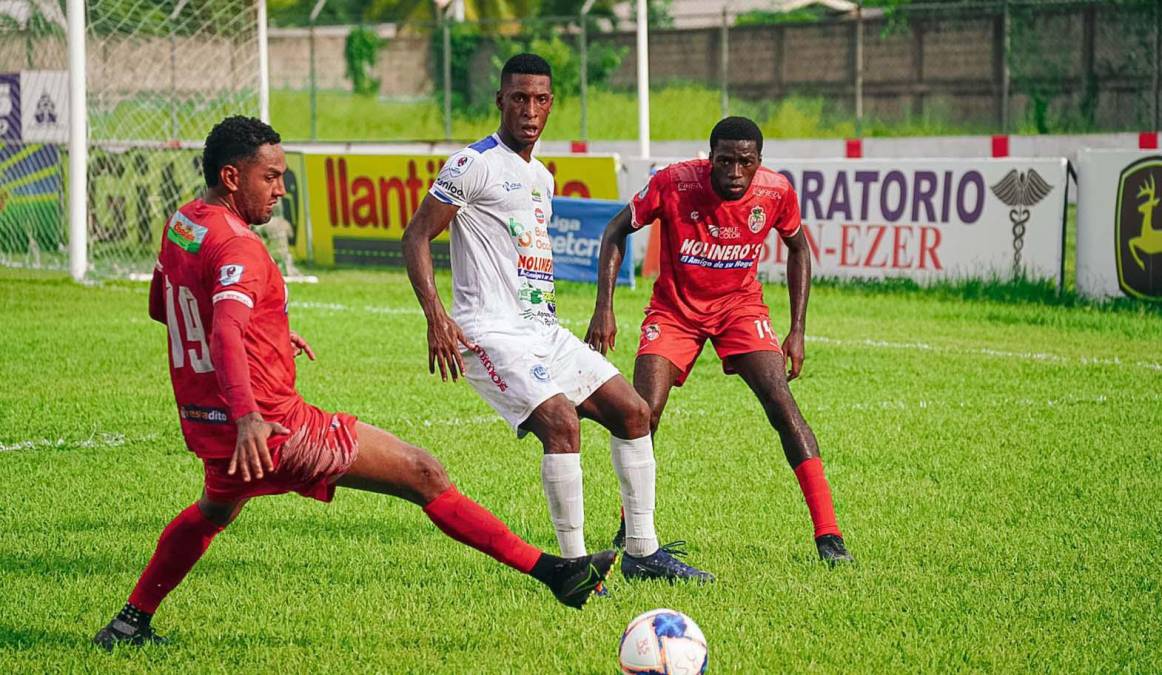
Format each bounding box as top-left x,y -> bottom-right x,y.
529,553 -> 566,586
115,602 -> 152,630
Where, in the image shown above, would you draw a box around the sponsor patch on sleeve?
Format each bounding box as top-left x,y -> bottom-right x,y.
218,263 -> 245,286
440,153 -> 474,178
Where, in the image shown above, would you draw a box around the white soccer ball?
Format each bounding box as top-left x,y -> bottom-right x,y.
618,608 -> 708,675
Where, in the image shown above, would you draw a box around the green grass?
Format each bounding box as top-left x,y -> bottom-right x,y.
269,87 -> 1007,143
1,267 -> 1160,672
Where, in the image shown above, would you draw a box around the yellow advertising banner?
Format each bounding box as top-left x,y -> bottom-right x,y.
302,152 -> 619,266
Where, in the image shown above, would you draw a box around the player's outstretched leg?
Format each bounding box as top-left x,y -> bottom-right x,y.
731,351 -> 854,566
337,422 -> 614,609
94,498 -> 243,650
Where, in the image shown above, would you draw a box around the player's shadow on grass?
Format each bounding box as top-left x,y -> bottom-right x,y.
0,625 -> 80,650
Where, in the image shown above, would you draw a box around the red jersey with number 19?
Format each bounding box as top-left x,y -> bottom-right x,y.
630,159 -> 801,323
153,199 -> 301,459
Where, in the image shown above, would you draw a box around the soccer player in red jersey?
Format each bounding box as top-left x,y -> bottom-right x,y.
585,117 -> 854,565
93,117 -> 615,650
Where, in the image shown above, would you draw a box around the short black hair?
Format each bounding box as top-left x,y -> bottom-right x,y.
202,116 -> 281,187
709,116 -> 763,154
501,53 -> 552,84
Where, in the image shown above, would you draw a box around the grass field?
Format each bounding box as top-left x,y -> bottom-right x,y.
267,88 -> 1002,143
1,267 -> 1160,672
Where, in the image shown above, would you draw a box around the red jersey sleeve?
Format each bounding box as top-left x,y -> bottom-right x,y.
205,235 -> 271,310
629,170 -> 668,230
773,187 -> 802,240
204,235 -> 271,421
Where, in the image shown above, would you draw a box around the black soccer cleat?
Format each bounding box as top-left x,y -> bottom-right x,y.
815,534 -> 855,566
621,541 -> 715,583
612,514 -> 626,550
93,618 -> 169,651
546,549 -> 617,610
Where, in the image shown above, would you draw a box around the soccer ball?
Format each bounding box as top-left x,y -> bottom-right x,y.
618,608 -> 708,674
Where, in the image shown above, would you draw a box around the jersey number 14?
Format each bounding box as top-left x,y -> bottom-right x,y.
164,277 -> 214,373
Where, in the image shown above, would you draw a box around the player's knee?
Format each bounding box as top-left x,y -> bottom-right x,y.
623,395 -> 652,438
545,415 -> 581,454
760,392 -> 797,431
411,449 -> 452,498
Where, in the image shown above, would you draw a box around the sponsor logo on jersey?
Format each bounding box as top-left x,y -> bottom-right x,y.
678,238 -> 762,270
503,181 -> 523,192
218,264 -> 244,287
644,323 -> 661,341
690,210 -> 700,221
435,177 -> 467,201
753,188 -> 783,200
167,212 -> 208,254
530,364 -> 550,382
517,254 -> 555,282
677,181 -> 700,192
531,189 -> 544,203
179,405 -> 229,425
440,154 -> 473,178
535,207 -> 546,224
470,345 -> 508,392
748,206 -> 766,233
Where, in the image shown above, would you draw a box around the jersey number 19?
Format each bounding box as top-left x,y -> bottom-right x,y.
164,276 -> 214,373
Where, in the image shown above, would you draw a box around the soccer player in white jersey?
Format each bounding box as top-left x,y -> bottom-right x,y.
403,53 -> 711,582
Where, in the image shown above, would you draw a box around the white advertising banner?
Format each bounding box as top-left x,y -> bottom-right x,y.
757,159 -> 1068,284
1076,149 -> 1162,301
19,71 -> 68,142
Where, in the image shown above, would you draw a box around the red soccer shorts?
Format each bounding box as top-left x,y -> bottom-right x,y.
202,403 -> 359,503
637,308 -> 781,385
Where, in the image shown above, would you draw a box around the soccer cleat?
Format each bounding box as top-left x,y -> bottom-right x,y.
546,549 -> 617,609
611,514 -> 626,550
621,541 -> 715,583
815,534 -> 855,566
93,618 -> 169,651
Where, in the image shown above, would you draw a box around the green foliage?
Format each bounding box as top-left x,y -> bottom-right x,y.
488,33 -> 626,105
344,26 -> 382,96
430,21 -> 485,112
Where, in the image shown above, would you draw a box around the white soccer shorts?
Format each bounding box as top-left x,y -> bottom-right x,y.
461,322 -> 621,433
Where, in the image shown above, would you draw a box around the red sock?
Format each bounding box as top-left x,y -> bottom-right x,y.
793,457 -> 842,539
423,485 -> 542,574
128,503 -> 225,613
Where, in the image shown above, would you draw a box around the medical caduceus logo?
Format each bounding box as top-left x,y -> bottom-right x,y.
1115,157 -> 1162,300
989,169 -> 1054,275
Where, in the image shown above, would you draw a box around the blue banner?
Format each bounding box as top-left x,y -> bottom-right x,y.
549,197 -> 633,287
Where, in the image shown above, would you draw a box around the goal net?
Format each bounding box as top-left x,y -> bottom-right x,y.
0,0 -> 261,277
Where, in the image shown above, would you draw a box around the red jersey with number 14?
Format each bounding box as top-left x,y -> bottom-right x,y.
154,199 -> 301,459
631,159 -> 801,323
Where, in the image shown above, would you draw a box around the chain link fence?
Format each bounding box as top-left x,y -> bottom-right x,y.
268,0 -> 1157,143
0,0 -> 260,276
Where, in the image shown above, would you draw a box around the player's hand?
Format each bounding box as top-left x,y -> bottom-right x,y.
784,328 -> 805,381
427,312 -> 474,382
229,412 -> 289,482
289,331 -> 316,360
584,308 -> 617,355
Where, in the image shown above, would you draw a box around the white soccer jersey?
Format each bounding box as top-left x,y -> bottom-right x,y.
429,133 -> 557,338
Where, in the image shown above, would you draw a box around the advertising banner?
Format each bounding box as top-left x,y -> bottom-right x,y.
1076,149 -> 1162,301
19,71 -> 68,143
302,151 -> 619,266
550,197 -> 633,287
757,158 -> 1068,284
0,73 -> 19,141
0,143 -> 61,254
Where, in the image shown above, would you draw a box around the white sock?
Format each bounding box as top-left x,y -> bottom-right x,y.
611,435 -> 659,557
541,453 -> 586,557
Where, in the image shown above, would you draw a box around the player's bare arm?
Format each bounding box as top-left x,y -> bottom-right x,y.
402,195 -> 474,381
585,204 -> 634,355
783,228 -> 811,380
